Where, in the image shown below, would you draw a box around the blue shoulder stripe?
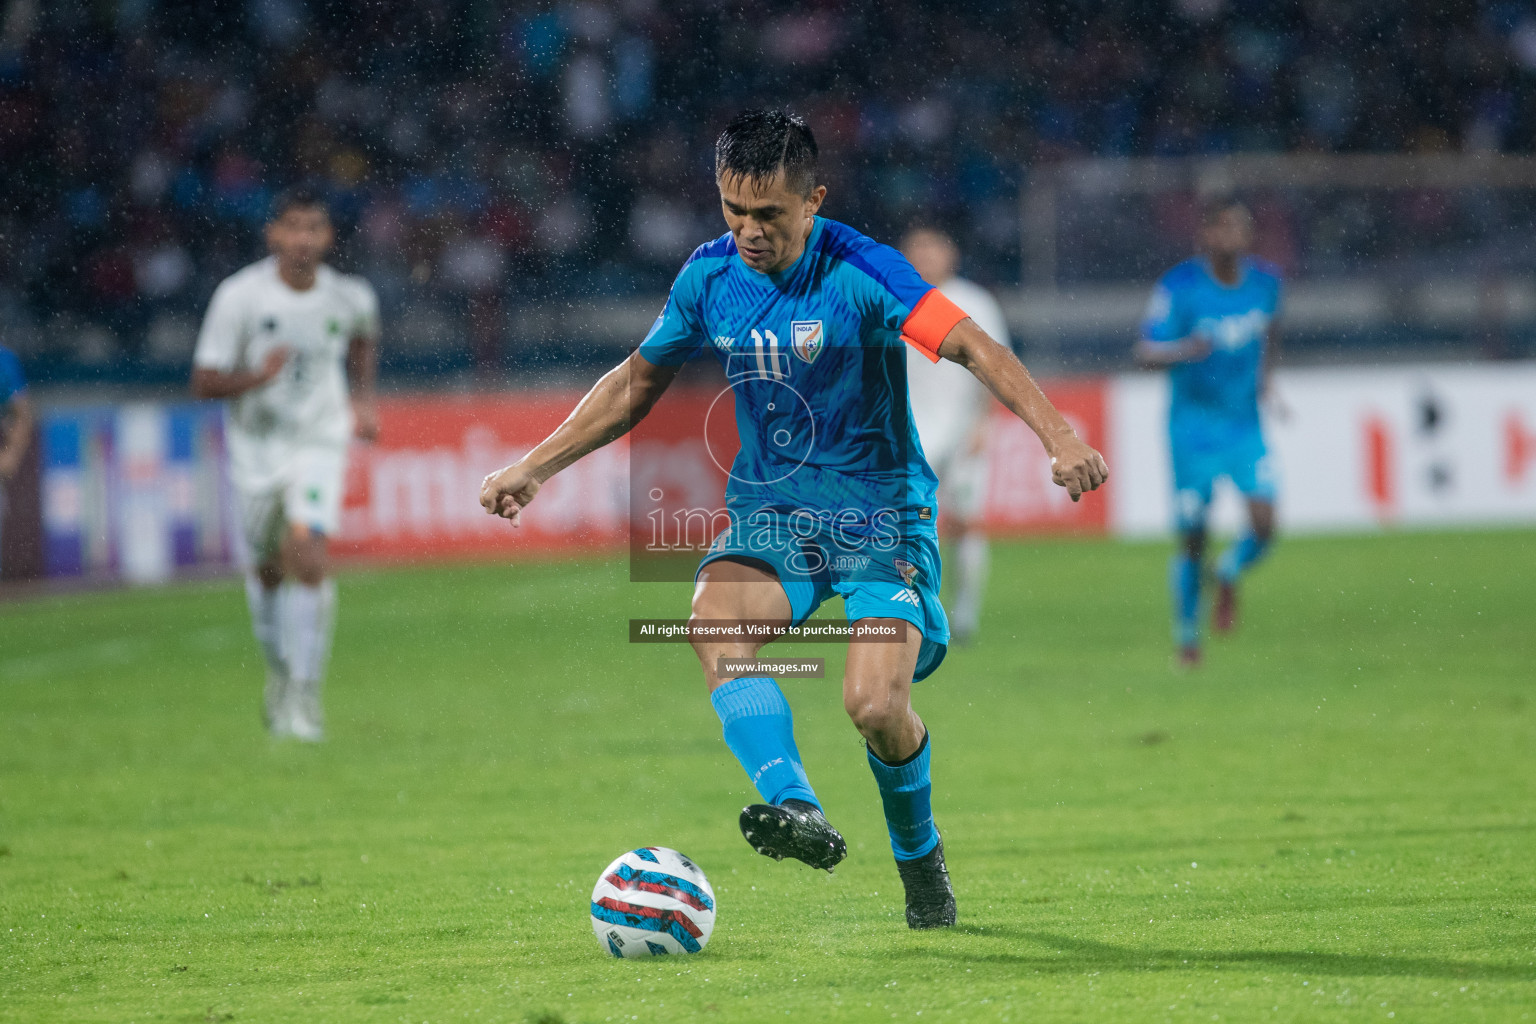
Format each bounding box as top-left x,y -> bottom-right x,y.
816,219 -> 930,311
687,231 -> 737,266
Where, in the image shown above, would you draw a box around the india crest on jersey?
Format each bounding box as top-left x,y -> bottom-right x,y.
791,321 -> 823,364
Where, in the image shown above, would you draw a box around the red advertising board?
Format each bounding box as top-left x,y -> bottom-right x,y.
979,378 -> 1108,535
335,379 -> 1112,563
335,392 -> 631,560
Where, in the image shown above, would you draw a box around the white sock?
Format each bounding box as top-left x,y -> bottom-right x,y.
244,573 -> 286,677
951,531 -> 990,637
282,578 -> 337,691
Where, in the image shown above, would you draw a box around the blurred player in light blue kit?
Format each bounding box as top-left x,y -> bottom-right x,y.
0,344 -> 35,576
1135,199 -> 1281,666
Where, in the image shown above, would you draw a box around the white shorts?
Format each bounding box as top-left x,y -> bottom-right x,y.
922,429 -> 989,523
233,445 -> 347,567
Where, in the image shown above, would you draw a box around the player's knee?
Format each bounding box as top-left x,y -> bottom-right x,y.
842,685 -> 906,739
688,586 -> 720,623
686,621 -> 747,674
285,530 -> 328,585
291,555 -> 327,586
687,626 -> 719,667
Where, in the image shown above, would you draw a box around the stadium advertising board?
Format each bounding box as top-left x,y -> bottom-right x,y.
24,362 -> 1536,582
343,382 -> 1109,565
38,404 -> 230,583
334,392 -> 628,561
1110,362 -> 1536,535
979,378 -> 1107,535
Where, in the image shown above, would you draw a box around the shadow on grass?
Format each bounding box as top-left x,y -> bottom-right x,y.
904,928 -> 1535,982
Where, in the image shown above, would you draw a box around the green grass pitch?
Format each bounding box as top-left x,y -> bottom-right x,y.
2,531 -> 1534,1023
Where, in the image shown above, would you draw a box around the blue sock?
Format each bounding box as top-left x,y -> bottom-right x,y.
709,676 -> 819,809
866,732 -> 938,862
1170,554 -> 1202,648
1217,532 -> 1270,584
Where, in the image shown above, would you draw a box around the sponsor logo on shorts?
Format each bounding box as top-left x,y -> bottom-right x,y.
890,587 -> 921,607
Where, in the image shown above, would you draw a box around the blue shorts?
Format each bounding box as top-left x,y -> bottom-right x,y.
696,509 -> 949,682
1171,425 -> 1277,531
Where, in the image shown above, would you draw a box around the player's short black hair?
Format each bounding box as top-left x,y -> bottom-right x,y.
269,184 -> 331,223
715,109 -> 819,196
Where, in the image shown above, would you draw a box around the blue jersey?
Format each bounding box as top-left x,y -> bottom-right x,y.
639,217 -> 967,538
0,346 -> 25,413
1140,257 -> 1281,439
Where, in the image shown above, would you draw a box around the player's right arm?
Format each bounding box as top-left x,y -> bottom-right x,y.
189,278 -> 289,399
1133,336 -> 1209,367
478,351 -> 681,525
0,350 -> 32,480
481,248 -> 707,524
937,319 -> 1108,502
190,350 -> 290,399
1133,279 -> 1209,368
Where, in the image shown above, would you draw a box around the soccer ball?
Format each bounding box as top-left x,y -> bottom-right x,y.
590,847 -> 716,958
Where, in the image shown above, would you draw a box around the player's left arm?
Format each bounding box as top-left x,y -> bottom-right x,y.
938,318 -> 1108,502
962,291 -> 1009,453
1259,268 -> 1286,418
348,282 -> 382,441
347,330 -> 379,441
1260,319 -> 1288,419
0,392 -> 34,480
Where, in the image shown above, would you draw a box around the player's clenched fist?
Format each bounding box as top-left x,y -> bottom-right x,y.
480,462 -> 542,525
1048,435 -> 1109,502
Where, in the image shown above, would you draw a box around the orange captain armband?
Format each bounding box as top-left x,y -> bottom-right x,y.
900,288 -> 969,363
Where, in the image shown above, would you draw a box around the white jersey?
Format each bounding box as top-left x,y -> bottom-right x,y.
906,276 -> 1010,465
194,257 -> 379,491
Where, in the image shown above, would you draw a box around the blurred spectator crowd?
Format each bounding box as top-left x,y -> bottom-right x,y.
0,0 -> 1531,377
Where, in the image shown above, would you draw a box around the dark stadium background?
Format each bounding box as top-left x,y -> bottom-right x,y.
4,5 -> 1536,1021
3,0 -> 1532,388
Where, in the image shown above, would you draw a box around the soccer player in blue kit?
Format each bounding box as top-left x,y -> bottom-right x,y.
480,110 -> 1107,928
1135,199 -> 1282,667
0,343 -> 35,575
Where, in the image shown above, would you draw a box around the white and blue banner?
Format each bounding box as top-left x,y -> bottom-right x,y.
40,403 -> 233,583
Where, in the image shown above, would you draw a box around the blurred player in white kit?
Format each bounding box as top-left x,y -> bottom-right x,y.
191,187 -> 380,740
900,226 -> 1008,644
